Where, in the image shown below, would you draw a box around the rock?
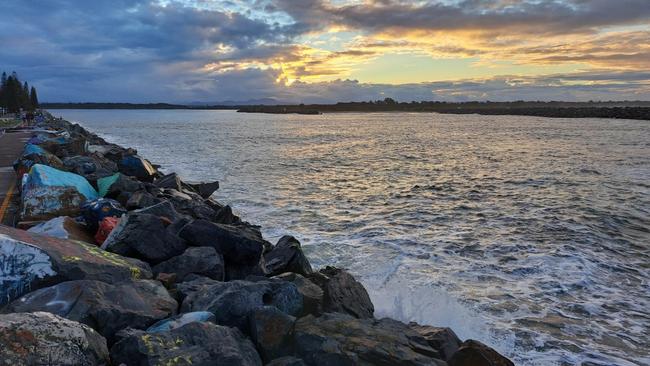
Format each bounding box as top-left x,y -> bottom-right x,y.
0,312 -> 109,366
267,356 -> 307,366
265,235 -> 313,276
213,204 -> 241,224
226,261 -> 267,281
249,305 -> 296,362
27,216 -> 95,244
118,155 -> 156,182
154,173 -> 182,191
21,186 -> 87,221
101,213 -> 187,264
308,266 -> 374,319
410,323 -> 462,361
0,224 -> 151,306
110,322 -> 262,366
160,188 -> 218,221
448,340 -> 514,366
132,200 -> 181,222
62,153 -> 118,183
5,279 -> 178,344
175,275 -> 216,302
97,173 -> 144,199
80,198 -> 126,232
181,278 -> 303,334
186,180 -> 219,199
294,313 -> 447,366
179,219 -> 266,266
147,311 -> 215,333
274,273 -> 323,316
153,246 -> 225,281
125,189 -> 157,210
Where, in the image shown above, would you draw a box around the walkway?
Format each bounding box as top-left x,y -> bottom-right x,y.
0,129 -> 31,225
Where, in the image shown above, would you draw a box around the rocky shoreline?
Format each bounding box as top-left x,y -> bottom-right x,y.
0,112 -> 515,365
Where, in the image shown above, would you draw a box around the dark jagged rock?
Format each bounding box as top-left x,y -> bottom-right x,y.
102,173 -> 145,199
294,313 -> 447,366
181,278 -> 303,334
213,204 -> 241,224
308,266 -> 374,319
226,261 -> 267,281
102,213 -> 187,264
410,323 -> 462,362
126,189 -> 158,209
249,305 -> 296,362
152,246 -> 225,281
110,322 -> 262,366
448,340 -> 514,366
0,312 -> 109,366
274,272 -> 323,316
186,180 -> 220,199
175,275 -> 217,302
154,172 -> 182,191
265,235 -> 313,277
133,200 -> 182,221
267,356 -> 307,366
118,154 -> 156,182
4,279 -> 177,344
63,153 -> 118,183
179,219 -> 266,265
0,224 -> 151,306
160,188 -> 218,221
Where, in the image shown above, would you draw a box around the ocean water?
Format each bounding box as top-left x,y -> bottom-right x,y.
56,109 -> 650,365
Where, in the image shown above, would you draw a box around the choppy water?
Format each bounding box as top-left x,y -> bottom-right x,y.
57,109 -> 650,365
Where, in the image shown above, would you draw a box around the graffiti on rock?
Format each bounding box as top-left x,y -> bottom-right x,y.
0,234 -> 57,305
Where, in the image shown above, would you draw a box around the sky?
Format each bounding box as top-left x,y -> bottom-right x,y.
2,0 -> 650,103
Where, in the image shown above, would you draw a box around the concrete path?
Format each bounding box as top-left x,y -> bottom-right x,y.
0,130 -> 31,225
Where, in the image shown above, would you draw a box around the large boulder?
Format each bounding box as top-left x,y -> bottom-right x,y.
267,357 -> 307,366
152,246 -> 225,281
110,322 -> 262,366
179,219 -> 266,266
0,312 -> 109,366
410,323 -> 462,362
294,313 -> 447,366
180,278 -> 302,334
147,311 -> 215,333
117,155 -> 156,182
448,340 -> 514,366
0,224 -> 152,306
307,266 -> 374,319
264,235 -> 313,277
274,272 -> 323,316
102,213 -> 187,264
249,305 -> 296,362
154,173 -> 183,191
5,279 -> 178,343
186,180 -> 220,199
159,189 -> 218,221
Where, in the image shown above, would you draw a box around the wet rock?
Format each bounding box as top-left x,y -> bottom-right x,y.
273,273 -> 323,316
154,172 -> 182,191
118,155 -> 156,182
448,339 -> 514,366
181,278 -> 303,334
147,311 -> 215,333
186,180 -> 220,199
126,190 -> 158,210
294,313 -> 447,366
110,322 -> 262,366
410,323 -> 462,361
267,356 -> 307,366
249,305 -> 296,362
102,213 -> 186,264
0,312 -> 109,366
179,219 -> 266,266
152,246 -> 225,281
0,225 -> 151,306
5,279 -> 177,344
308,266 -> 374,319
265,235 -> 313,277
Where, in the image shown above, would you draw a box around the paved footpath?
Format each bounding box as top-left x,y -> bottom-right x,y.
0,130 -> 32,225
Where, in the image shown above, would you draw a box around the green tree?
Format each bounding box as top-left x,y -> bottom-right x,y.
22,81 -> 31,110
30,86 -> 39,109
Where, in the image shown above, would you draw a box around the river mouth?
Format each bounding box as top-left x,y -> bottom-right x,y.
56,109 -> 650,365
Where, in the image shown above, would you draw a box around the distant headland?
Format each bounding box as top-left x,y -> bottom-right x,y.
41,100 -> 650,120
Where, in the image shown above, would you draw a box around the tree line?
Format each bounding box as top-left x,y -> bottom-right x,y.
0,71 -> 39,113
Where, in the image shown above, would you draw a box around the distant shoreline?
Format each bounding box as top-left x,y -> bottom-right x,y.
42,101 -> 650,120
